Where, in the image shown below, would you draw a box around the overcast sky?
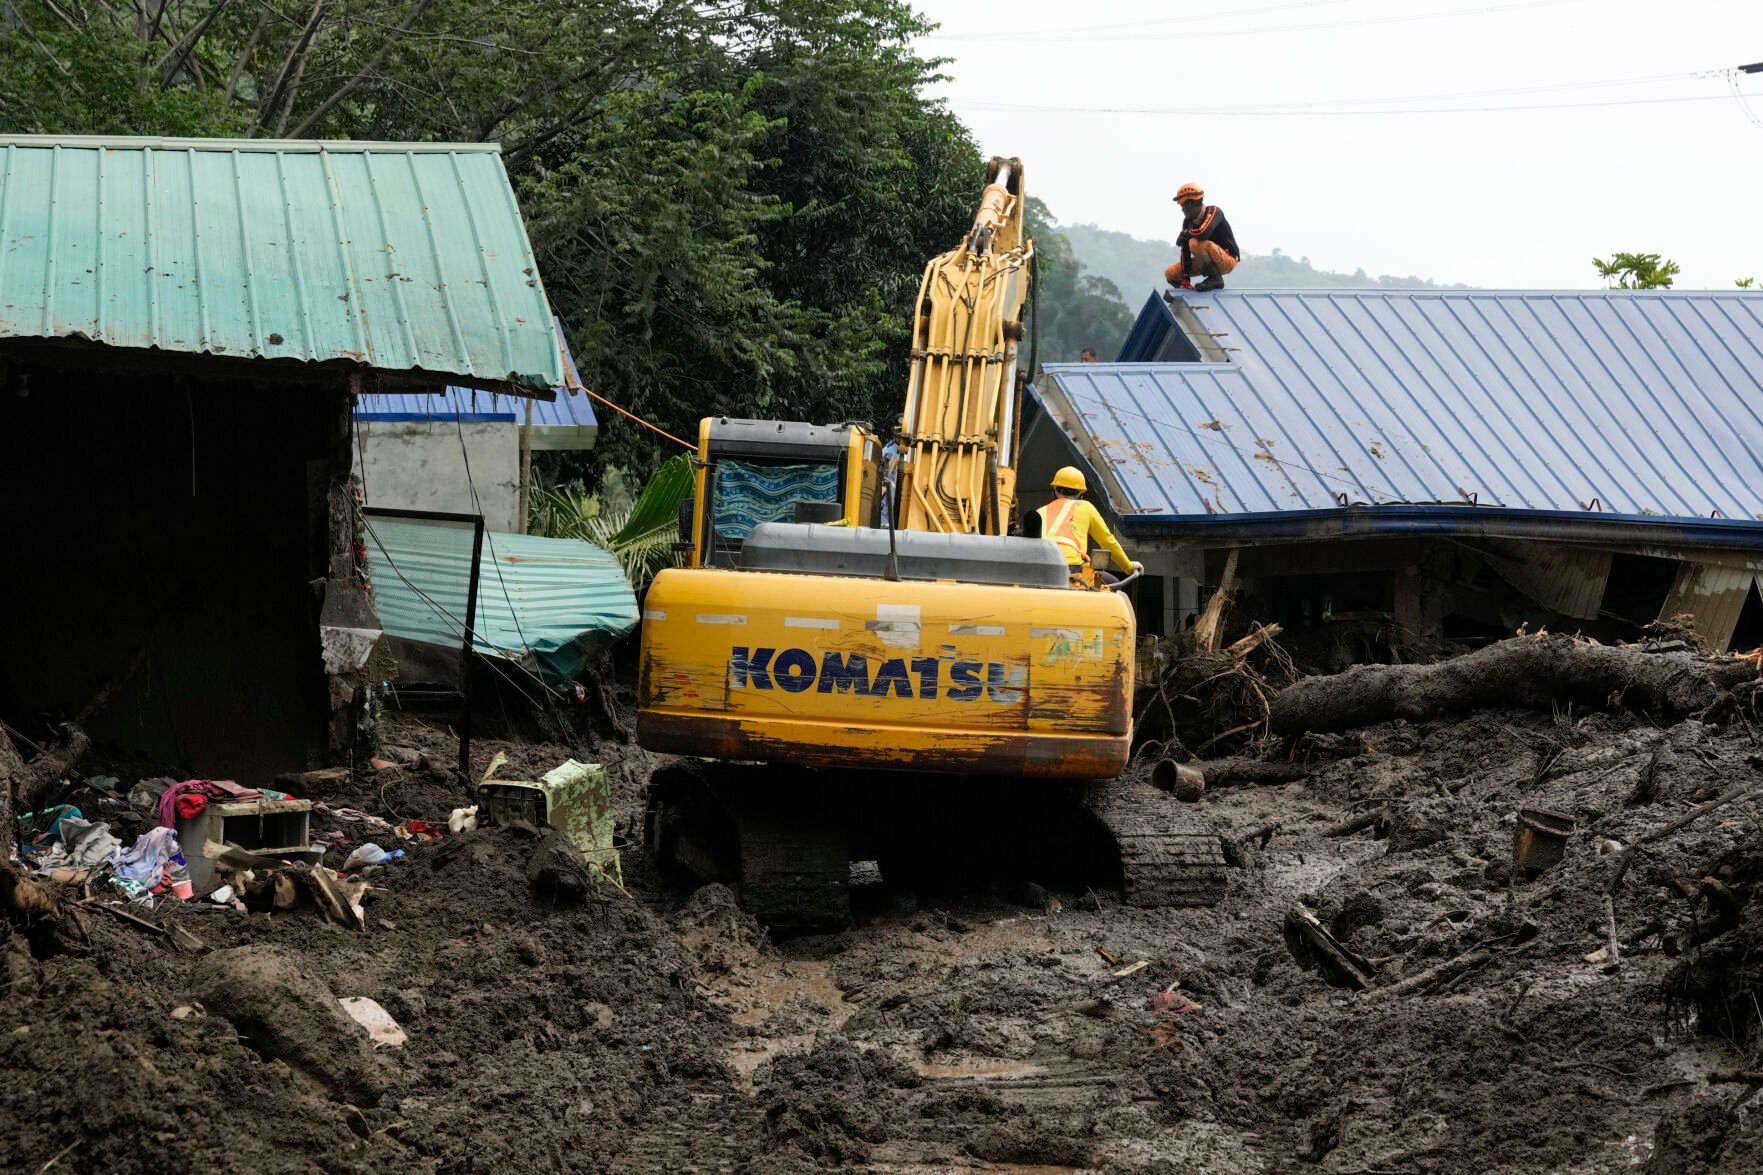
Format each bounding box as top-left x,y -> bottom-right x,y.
911,0 -> 1763,290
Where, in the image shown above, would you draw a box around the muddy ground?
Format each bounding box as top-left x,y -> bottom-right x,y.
5,639 -> 1763,1173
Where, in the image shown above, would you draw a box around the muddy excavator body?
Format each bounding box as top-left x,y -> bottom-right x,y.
635,159 -> 1225,932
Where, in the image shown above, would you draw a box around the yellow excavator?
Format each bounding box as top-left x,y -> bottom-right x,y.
637,158 -> 1225,931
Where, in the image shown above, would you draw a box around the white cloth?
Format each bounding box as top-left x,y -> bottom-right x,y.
108,826 -> 181,884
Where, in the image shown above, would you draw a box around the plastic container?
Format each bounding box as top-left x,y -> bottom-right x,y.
168,854 -> 194,901
343,843 -> 405,872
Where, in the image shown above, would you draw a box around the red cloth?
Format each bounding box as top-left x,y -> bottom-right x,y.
175,793 -> 209,820
159,779 -> 261,828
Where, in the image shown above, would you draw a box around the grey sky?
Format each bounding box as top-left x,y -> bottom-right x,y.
913,0 -> 1763,290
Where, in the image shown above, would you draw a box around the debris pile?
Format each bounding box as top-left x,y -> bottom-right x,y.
3,632 -> 1762,1171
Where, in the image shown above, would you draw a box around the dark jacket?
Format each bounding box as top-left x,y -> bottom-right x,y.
1178,205 -> 1240,262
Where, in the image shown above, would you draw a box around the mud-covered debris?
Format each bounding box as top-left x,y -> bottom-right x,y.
526,828 -> 594,904
751,1035 -> 917,1166
1284,905 -> 1376,990
673,883 -> 768,974
191,945 -> 387,1104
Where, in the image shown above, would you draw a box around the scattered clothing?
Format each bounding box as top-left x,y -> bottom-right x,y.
36,816 -> 122,872
109,826 -> 182,885
313,804 -> 396,838
158,780 -> 261,828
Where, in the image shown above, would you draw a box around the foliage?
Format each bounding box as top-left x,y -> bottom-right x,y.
584,505 -> 682,590
528,454 -> 692,588
1593,252 -> 1680,290
0,15 -> 244,135
1022,198 -> 1136,363
4,2 -> 1107,487
527,481 -> 599,545
1738,277 -> 1756,289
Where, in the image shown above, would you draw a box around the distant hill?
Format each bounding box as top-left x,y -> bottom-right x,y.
1062,222 -> 1469,304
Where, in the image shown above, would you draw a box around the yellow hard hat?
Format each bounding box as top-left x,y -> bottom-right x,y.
1052,466 -> 1088,492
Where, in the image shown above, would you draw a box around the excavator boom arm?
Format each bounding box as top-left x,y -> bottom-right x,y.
895,157 -> 1033,536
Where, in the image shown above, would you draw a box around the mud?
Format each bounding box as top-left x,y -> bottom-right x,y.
5,664 -> 1763,1172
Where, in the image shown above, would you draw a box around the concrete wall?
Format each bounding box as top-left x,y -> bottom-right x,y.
355,420 -> 520,532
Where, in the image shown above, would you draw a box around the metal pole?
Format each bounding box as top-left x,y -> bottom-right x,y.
517,396 -> 534,534
458,515 -> 485,788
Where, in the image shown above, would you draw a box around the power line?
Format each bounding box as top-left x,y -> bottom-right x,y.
956,87 -> 1754,119
929,0 -> 1366,41
361,515 -> 573,709
928,0 -> 1590,44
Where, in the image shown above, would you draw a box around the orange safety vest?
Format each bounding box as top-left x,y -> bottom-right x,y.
1038,498 -> 1087,566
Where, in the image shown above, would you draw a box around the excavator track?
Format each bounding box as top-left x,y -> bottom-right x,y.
1082,776 -> 1228,908
645,762 -> 851,936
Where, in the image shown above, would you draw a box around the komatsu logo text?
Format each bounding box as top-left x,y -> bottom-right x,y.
730,647 -> 1023,702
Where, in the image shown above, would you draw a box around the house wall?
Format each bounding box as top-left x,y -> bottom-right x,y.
0,364 -> 340,779
355,420 -> 520,532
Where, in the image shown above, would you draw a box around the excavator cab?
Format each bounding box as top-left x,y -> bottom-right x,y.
684,418 -> 881,570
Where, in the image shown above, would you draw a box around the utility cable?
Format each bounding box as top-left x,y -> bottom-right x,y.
964,67 -> 1719,114
361,515 -> 574,708
451,412 -> 577,736
929,0 -> 1590,44
580,386 -> 695,451
957,87 -> 1753,119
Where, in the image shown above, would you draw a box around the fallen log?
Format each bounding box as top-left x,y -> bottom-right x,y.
1191,757 -> 1308,786
1324,808 -> 1387,838
1270,635 -> 1758,735
1606,781 -> 1758,893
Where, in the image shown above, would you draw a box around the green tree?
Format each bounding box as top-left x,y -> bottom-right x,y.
2,1 -> 983,483
1593,252 -> 1681,290
1023,198 -> 1136,362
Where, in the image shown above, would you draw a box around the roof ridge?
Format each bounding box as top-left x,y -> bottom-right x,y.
0,135 -> 501,154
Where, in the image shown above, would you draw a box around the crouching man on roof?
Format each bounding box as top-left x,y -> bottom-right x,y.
1163,182 -> 1240,292
1036,467 -> 1141,587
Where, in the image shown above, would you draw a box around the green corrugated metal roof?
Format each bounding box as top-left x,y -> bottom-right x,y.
0,135 -> 562,390
364,516 -> 639,685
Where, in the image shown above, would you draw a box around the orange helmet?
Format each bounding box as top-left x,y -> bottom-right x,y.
1174,183 -> 1204,203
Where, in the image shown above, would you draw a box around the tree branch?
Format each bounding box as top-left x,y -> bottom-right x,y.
257,0 -> 331,135
225,4 -> 271,104
285,0 -> 435,139
156,0 -> 235,89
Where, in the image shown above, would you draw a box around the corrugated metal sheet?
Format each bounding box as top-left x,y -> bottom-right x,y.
355,319 -> 597,449
1660,562 -> 1760,651
0,135 -> 562,389
364,517 -> 638,684
1043,290 -> 1763,527
1477,541 -> 1612,620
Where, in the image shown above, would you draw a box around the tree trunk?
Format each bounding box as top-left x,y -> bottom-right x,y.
1270,636 -> 1756,735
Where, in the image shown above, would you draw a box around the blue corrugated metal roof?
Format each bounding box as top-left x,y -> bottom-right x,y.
355,318 -> 597,448
1041,290 -> 1763,533
364,517 -> 638,684
0,135 -> 563,390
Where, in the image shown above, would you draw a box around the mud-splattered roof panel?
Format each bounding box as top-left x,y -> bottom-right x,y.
0,135 -> 562,390
1042,290 -> 1763,526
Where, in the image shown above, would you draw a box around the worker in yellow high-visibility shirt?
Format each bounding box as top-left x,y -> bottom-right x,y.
1035,467 -> 1143,586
